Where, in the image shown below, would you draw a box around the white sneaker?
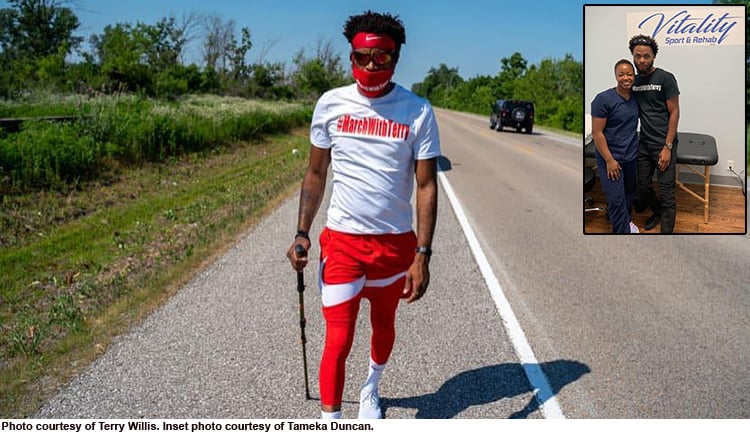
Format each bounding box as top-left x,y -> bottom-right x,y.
358,389 -> 382,419
629,222 -> 639,233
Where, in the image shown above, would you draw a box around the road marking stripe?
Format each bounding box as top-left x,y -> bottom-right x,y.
515,144 -> 534,154
437,170 -> 565,419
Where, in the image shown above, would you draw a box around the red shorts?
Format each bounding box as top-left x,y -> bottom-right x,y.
318,227 -> 417,307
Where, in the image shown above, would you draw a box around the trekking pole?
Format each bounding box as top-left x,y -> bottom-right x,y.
294,244 -> 311,400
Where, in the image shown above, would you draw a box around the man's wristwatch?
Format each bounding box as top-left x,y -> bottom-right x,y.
664,142 -> 673,150
295,230 -> 310,241
415,246 -> 432,257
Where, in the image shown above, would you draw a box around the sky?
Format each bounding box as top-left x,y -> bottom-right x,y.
1,0 -> 720,89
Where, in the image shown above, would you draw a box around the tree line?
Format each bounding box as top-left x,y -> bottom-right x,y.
3,0 -> 588,135
413,0 -> 748,132
411,52 -> 583,133
1,2 -> 583,127
2,1 -> 747,132
0,0 -> 351,101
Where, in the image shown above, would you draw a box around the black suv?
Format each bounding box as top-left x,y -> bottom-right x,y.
489,99 -> 534,134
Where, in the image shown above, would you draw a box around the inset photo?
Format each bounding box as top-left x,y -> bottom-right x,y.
584,4 -> 746,234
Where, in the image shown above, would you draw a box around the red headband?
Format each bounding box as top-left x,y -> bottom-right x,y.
352,32 -> 396,50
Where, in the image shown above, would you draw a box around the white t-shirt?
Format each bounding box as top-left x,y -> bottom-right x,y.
310,83 -> 441,234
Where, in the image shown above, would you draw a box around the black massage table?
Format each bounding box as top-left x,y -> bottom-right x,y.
584,132 -> 719,224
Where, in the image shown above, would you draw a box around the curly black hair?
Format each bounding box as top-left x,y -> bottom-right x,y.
343,10 -> 406,54
629,34 -> 659,56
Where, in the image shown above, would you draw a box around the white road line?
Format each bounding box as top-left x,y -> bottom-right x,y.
437,170 -> 566,419
547,134 -> 585,148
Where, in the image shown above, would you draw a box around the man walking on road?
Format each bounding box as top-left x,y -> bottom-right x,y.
286,11 -> 441,419
629,34 -> 680,233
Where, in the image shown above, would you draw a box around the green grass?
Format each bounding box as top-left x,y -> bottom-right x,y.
0,94 -> 312,192
0,122 -> 311,417
0,93 -> 88,118
536,123 -> 582,140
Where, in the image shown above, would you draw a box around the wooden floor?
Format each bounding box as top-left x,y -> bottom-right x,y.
584,168 -> 746,234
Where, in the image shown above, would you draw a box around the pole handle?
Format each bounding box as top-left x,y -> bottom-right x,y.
294,244 -> 307,257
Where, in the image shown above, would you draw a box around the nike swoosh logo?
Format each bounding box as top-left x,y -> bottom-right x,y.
365,35 -> 382,41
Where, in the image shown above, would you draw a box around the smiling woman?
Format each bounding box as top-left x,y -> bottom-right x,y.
588,58 -> 640,234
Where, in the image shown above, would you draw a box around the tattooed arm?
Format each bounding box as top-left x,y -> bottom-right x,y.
287,146 -> 331,270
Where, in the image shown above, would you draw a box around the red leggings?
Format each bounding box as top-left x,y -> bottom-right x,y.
317,228 -> 415,407
319,280 -> 403,407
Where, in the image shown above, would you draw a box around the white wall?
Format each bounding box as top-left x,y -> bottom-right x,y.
584,5 -> 746,186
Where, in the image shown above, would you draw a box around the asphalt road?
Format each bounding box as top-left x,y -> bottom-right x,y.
35,108 -> 749,419
433,108 -> 749,419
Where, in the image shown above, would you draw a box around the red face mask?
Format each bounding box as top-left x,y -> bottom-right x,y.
352,68 -> 394,97
351,32 -> 397,98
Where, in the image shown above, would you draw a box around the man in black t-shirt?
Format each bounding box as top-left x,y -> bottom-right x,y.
629,34 -> 680,233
